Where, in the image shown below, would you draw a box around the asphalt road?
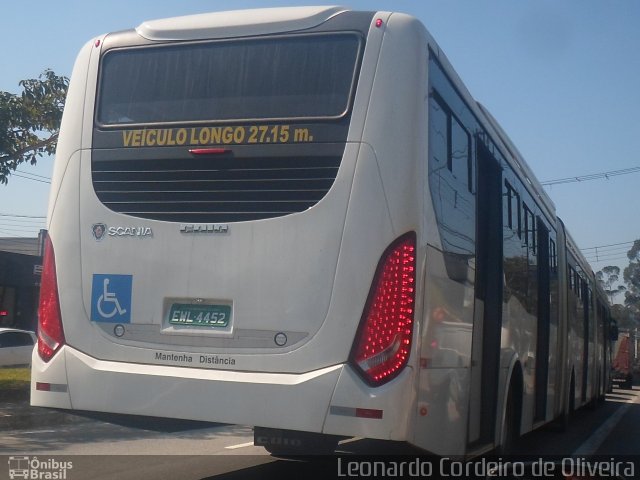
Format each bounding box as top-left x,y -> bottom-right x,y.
0,386 -> 638,480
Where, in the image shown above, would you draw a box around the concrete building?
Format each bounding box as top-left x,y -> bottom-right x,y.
0,233 -> 44,332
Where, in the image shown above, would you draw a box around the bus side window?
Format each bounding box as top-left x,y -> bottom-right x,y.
428,91 -> 475,268
523,204 -> 536,254
549,239 -> 557,273
429,97 -> 449,166
504,181 -> 521,237
451,116 -> 471,192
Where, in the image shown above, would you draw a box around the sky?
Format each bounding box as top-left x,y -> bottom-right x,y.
1,0 -> 639,284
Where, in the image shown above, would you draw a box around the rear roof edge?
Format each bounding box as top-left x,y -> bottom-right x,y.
136,6 -> 349,41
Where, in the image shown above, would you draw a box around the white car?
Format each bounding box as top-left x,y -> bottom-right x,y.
0,328 -> 37,367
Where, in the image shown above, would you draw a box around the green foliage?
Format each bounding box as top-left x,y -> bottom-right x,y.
611,304 -> 637,331
598,242 -> 640,330
623,239 -> 640,318
0,69 -> 68,184
596,265 -> 626,304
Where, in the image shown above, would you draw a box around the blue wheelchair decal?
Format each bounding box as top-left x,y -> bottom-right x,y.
91,274 -> 132,323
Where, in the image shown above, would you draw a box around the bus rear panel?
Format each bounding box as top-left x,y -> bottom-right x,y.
32,7 -> 427,451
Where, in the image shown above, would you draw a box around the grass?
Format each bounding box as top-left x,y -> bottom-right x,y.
0,367 -> 30,390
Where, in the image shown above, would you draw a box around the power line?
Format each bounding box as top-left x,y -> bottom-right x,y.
0,215 -> 46,222
10,172 -> 51,184
15,169 -> 51,181
0,213 -> 46,219
541,166 -> 640,186
0,218 -> 46,225
577,239 -> 638,267
584,248 -> 631,257
0,225 -> 41,233
583,249 -> 632,261
580,240 -> 637,252
584,249 -> 629,257
0,221 -> 45,228
585,255 -> 630,263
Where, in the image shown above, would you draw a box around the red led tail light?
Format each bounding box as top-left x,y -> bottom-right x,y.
350,232 -> 417,386
37,236 -> 65,362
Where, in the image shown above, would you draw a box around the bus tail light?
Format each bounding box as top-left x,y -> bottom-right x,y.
350,232 -> 416,386
37,236 -> 65,362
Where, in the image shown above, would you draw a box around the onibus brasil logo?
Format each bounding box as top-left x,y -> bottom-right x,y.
8,456 -> 73,479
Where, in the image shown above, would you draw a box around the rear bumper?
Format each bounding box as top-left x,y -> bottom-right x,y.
31,346 -> 414,440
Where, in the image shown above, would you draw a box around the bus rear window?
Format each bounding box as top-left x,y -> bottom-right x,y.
97,33 -> 362,126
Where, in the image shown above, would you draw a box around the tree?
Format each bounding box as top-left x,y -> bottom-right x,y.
623,239 -> 640,320
0,69 -> 69,184
611,304 -> 636,331
595,265 -> 626,304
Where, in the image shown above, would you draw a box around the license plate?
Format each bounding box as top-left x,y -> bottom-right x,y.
169,303 -> 231,328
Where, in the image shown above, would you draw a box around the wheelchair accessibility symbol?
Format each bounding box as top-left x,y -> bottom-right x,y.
91,274 -> 132,323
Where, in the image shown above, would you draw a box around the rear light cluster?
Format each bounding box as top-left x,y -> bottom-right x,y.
351,232 -> 417,386
37,236 -> 65,362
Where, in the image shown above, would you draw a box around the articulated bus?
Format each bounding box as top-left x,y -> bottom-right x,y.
32,7 -> 613,456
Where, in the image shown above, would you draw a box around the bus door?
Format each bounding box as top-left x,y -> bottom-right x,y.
468,139 -> 503,447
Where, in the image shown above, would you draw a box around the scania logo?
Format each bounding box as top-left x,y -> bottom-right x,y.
109,226 -> 153,237
180,224 -> 229,234
91,223 -> 153,239
92,223 -> 107,241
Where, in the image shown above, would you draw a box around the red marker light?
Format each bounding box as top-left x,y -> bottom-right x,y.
37,236 -> 65,362
189,148 -> 230,155
355,408 -> 383,419
0,310 -> 7,316
375,19 -> 383,28
95,39 -> 101,48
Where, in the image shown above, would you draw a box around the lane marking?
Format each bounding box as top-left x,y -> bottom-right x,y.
225,441 -> 254,450
339,437 -> 362,445
573,388 -> 639,456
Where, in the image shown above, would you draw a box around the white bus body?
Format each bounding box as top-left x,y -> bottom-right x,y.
32,7 -> 611,456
